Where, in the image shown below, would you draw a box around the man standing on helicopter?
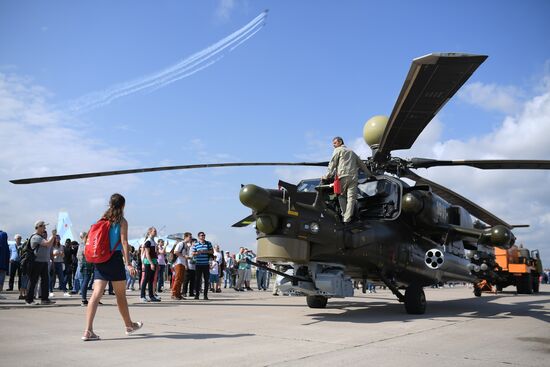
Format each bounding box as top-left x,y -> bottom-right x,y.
324,136 -> 372,223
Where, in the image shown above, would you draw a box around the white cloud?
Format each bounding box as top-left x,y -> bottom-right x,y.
458,81 -> 523,114
0,73 -> 139,238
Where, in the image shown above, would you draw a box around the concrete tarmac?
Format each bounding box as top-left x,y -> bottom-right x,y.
0,284 -> 549,366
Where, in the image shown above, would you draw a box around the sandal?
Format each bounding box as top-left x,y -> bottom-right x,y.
81,330 -> 100,341
125,321 -> 143,335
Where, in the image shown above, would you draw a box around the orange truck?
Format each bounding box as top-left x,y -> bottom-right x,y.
493,245 -> 543,294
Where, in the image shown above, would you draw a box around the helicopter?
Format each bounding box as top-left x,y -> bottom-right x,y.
11,52 -> 550,314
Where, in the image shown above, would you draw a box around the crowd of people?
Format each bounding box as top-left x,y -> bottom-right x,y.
0,225 -> 275,306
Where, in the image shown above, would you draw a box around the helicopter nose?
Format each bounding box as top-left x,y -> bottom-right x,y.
239,184 -> 270,211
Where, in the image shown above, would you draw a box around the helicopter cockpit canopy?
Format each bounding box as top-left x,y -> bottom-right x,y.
296,178 -> 321,193
295,176 -> 402,221
357,176 -> 402,220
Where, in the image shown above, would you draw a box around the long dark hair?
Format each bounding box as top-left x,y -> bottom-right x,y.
102,193 -> 125,224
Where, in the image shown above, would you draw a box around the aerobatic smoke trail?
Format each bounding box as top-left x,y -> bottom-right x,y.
66,11 -> 268,114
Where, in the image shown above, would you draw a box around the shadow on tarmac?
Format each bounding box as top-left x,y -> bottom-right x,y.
102,332 -> 254,341
307,291 -> 550,324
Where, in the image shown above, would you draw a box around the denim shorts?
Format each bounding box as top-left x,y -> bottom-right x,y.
209,274 -> 219,283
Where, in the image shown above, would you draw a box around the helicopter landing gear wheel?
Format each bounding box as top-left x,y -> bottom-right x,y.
532,274 -> 540,293
516,273 -> 533,294
306,295 -> 328,309
404,284 -> 426,314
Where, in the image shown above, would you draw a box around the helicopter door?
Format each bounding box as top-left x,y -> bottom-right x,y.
356,177 -> 402,220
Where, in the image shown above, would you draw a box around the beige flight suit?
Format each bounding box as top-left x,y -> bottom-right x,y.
326,145 -> 372,222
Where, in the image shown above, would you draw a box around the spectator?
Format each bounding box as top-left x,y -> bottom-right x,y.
244,249 -> 256,291
224,251 -> 234,289
171,232 -> 190,300
183,237 -> 196,298
157,239 -> 166,293
256,259 -> 268,291
0,230 -> 10,295
235,247 -> 247,291
126,246 -> 137,291
230,254 -> 238,287
209,257 -> 219,293
80,236 -> 94,306
213,244 -> 224,293
51,235 -> 70,297
63,238 -> 74,292
74,232 -> 87,296
82,193 -> 142,341
25,221 -> 57,305
140,227 -> 161,302
7,234 -> 22,292
191,231 -> 213,300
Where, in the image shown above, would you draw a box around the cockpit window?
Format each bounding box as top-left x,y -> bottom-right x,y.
358,181 -> 380,197
297,179 -> 321,192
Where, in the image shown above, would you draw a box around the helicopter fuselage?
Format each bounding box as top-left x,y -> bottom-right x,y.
240,174 -> 508,299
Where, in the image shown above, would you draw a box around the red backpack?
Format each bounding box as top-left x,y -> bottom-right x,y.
84,219 -> 121,263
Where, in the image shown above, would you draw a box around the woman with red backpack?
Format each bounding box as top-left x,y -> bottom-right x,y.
82,193 -> 143,341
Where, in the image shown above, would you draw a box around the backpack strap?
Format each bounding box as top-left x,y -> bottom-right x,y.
28,233 -> 39,253
112,240 -> 122,252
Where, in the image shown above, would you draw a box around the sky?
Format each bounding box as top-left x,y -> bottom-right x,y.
1,1 -> 549,266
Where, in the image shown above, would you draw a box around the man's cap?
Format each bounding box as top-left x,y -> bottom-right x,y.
34,220 -> 49,229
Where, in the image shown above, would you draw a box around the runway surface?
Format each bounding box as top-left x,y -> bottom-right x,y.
0,284 -> 548,366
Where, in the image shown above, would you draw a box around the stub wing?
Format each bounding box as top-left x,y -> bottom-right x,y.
232,214 -> 256,228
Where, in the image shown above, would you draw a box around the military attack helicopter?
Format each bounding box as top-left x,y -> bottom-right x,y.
11,53 -> 550,314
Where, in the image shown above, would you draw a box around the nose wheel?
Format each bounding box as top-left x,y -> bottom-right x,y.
306,295 -> 328,308
404,284 -> 426,314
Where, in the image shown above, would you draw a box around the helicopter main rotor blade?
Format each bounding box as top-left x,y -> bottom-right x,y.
403,169 -> 512,228
376,53 -> 487,161
410,158 -> 550,170
10,161 -> 329,185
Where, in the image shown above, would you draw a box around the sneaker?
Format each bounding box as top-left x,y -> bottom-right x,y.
18,295 -> 26,300
140,297 -> 149,303
63,292 -> 72,297
149,296 -> 161,302
81,300 -> 88,306
41,300 -> 56,305
194,295 -> 199,300
203,296 -> 209,300
25,301 -> 36,305
215,289 -> 222,293
49,292 -> 55,298
171,296 -> 183,300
